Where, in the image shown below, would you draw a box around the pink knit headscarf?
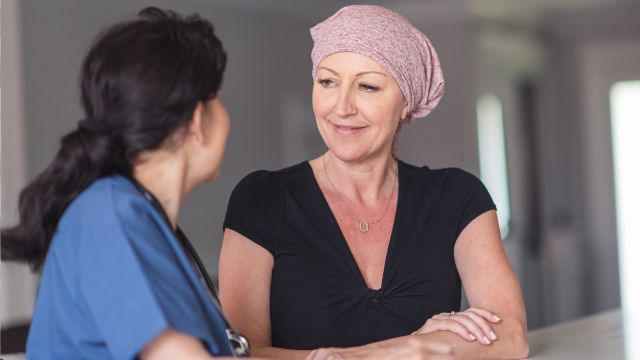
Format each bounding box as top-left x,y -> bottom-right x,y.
311,5 -> 445,122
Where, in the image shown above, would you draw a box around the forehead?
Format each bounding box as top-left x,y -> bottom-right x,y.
317,52 -> 388,76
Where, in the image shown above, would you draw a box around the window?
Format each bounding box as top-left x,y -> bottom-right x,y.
610,80 -> 640,357
476,94 -> 511,238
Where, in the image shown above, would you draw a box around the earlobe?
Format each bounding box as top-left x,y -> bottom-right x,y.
401,103 -> 409,121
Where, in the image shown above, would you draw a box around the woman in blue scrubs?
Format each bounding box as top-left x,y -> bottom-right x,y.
1,7 -> 247,359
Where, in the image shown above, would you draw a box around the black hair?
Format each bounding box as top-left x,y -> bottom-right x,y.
1,7 -> 227,270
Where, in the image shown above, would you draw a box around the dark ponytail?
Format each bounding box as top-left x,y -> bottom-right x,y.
1,7 -> 227,270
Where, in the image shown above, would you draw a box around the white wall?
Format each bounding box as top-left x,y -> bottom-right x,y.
1,0 -> 39,328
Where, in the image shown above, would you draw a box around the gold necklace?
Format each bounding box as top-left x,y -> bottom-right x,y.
322,154 -> 397,233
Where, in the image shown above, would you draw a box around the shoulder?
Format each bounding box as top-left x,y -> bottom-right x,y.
400,161 -> 484,191
433,167 -> 485,190
231,162 -> 309,197
401,161 -> 495,236
58,176 -> 161,244
51,176 -> 168,277
400,161 -> 493,213
224,162 -> 309,230
225,165 -> 310,253
67,175 -> 150,220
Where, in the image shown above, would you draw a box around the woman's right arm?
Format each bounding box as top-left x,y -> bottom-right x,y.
219,228 -> 313,359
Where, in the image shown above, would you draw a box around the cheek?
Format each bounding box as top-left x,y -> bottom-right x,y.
312,88 -> 334,118
360,98 -> 398,126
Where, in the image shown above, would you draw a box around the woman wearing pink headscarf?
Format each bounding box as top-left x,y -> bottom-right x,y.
219,5 -> 528,359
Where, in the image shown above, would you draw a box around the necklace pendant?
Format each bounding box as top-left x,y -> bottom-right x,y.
359,221 -> 369,233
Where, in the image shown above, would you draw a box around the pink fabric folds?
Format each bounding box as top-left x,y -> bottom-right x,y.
311,5 -> 445,122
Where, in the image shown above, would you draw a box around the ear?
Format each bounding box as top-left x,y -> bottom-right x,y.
400,103 -> 409,121
188,102 -> 206,144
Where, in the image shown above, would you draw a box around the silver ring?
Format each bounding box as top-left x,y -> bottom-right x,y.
449,311 -> 455,319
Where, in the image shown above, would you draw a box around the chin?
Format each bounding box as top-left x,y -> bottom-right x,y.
328,146 -> 368,163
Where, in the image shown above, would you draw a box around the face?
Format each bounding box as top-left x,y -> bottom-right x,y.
313,52 -> 408,163
194,96 -> 230,182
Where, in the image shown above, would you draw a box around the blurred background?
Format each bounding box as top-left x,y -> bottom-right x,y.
2,0 -> 639,353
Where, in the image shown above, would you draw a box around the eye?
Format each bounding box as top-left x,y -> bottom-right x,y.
359,83 -> 380,92
317,78 -> 336,88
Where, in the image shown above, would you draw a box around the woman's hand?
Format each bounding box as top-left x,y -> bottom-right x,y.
306,339 -> 454,360
413,307 -> 502,345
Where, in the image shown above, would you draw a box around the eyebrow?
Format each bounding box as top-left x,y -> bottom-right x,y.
356,71 -> 388,77
317,67 -> 388,77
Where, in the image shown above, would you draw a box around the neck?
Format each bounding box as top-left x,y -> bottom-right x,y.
323,151 -> 397,205
133,151 -> 190,229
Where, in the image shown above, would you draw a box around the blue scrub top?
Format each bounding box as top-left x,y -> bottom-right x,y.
27,175 -> 233,359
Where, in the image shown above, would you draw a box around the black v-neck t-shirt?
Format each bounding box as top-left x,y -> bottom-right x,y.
223,160 -> 496,349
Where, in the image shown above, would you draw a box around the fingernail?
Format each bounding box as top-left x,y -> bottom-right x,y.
489,331 -> 498,340
468,333 -> 476,340
493,315 -> 501,321
482,336 -> 491,344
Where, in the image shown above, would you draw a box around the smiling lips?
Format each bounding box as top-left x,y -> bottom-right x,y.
332,123 -> 368,136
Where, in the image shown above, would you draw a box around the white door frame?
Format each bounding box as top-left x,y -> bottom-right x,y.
579,41 -> 640,359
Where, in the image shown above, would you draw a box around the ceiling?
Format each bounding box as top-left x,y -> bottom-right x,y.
204,0 -> 632,26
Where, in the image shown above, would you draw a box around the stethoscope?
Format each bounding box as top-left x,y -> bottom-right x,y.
131,178 -> 251,357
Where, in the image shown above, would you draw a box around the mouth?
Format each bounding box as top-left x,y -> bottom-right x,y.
331,123 -> 368,136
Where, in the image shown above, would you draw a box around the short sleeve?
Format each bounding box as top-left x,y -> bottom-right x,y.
223,171 -> 284,255
438,168 -> 496,238
75,184 -> 230,359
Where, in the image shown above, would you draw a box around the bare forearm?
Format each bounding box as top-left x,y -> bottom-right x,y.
418,319 -> 529,359
251,345 -> 313,360
249,318 -> 526,360
329,319 -> 527,360
329,336 -> 454,359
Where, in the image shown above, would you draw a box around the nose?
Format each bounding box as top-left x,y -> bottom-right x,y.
335,87 -> 356,118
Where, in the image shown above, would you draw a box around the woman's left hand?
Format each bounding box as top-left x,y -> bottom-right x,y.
412,307 -> 502,345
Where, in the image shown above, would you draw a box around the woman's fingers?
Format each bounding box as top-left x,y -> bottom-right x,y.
467,307 -> 501,323
413,314 -> 463,337
413,308 -> 500,345
432,312 -> 486,342
448,313 -> 492,345
461,310 -> 498,341
423,317 -> 478,342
